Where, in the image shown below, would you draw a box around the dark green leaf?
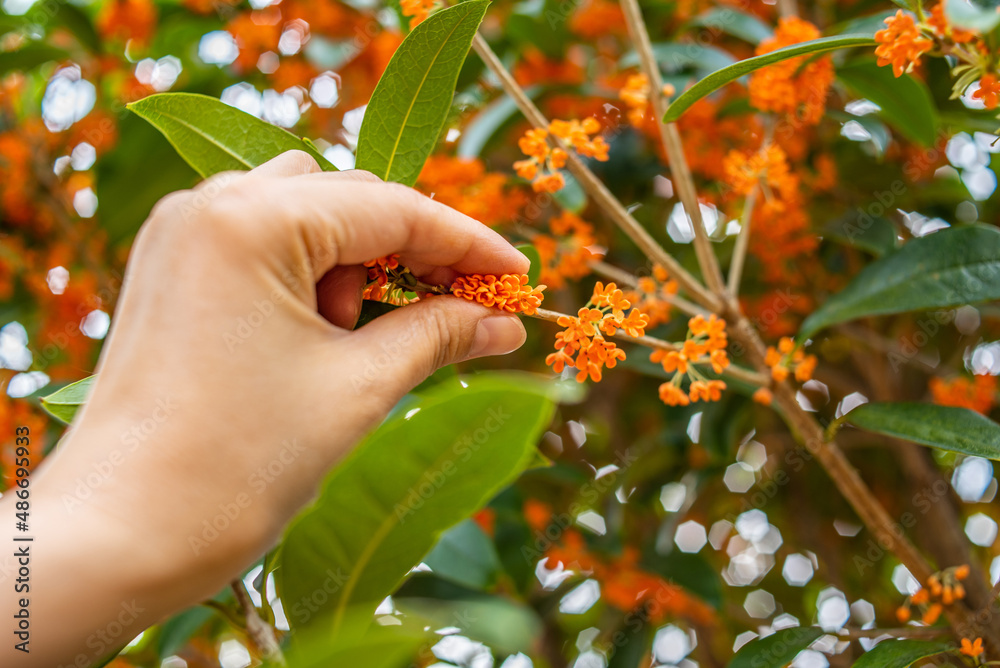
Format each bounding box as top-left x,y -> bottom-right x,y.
40,376 -> 95,424
287,622 -> 426,668
799,225 -> 1000,339
354,300 -> 401,329
643,552 -> 723,608
663,35 -> 876,122
276,373 -> 555,640
422,519 -> 501,589
0,43 -> 67,76
837,58 -> 937,146
728,627 -> 823,668
127,93 -> 335,178
843,402 -> 1000,460
824,214 -> 897,257
851,639 -> 952,667
356,1 -> 488,185
689,8 -> 773,44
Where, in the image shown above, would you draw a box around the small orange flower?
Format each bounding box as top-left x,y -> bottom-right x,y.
97,0 -> 157,46
961,637 -> 984,658
922,602 -> 943,625
874,10 -> 933,78
928,3 -> 976,43
765,337 -> 817,384
929,375 -> 996,414
753,387 -> 773,405
973,74 -> 1000,110
400,0 -> 437,28
896,605 -> 911,623
524,499 -> 553,533
450,274 -> 545,315
363,254 -> 400,286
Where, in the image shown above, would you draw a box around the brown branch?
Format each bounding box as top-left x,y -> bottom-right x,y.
727,187 -> 758,297
619,0 -> 726,295
472,34 -> 722,313
231,579 -> 285,666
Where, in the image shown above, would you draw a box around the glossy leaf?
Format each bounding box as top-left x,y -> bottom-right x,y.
127,93 -> 334,178
40,376 -> 96,424
851,639 -> 951,667
837,59 -> 937,146
689,7 -> 773,44
422,519 -> 501,589
663,35 -> 875,122
276,373 -> 555,640
287,622 -> 426,668
355,1 -> 488,185
800,225 -> 1000,339
824,214 -> 897,257
728,627 -> 823,668
843,402 -> 1000,460
644,551 -> 723,608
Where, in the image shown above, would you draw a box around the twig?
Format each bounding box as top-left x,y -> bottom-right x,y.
230,579 -> 285,666
619,0 -> 727,295
588,260 -> 709,318
530,308 -> 769,386
726,187 -> 758,297
472,34 -> 722,313
838,626 -> 950,640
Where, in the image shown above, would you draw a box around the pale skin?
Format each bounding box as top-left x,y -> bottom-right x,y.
1,151 -> 530,667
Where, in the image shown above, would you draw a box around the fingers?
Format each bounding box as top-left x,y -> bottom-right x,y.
316,265 -> 367,329
228,175 -> 529,281
344,296 -> 526,400
250,150 -> 323,178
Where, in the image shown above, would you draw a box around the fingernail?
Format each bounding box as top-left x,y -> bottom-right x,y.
470,316 -> 526,358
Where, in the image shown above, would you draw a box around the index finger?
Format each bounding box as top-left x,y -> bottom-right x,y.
238,172 -> 531,280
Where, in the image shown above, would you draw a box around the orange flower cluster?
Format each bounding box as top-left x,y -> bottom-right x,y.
896,565 -> 969,625
973,74 -> 1000,110
0,393 -> 47,490
618,73 -> 674,126
546,282 -> 649,382
623,264 -> 679,329
875,10 -> 934,78
400,0 -> 437,28
450,274 -> 545,315
97,0 -> 158,46
652,314 -> 729,406
226,8 -> 283,72
722,144 -> 794,198
417,156 -> 527,227
748,17 -> 834,125
927,2 -> 976,44
513,49 -> 586,88
545,531 -> 715,625
362,255 -> 413,304
764,337 -> 816,383
363,254 -> 400,286
929,374 -> 997,414
514,118 -> 609,193
535,211 -> 604,289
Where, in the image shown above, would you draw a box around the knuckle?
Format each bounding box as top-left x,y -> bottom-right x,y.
424,306 -> 465,370
280,149 -> 321,174
343,169 -> 382,183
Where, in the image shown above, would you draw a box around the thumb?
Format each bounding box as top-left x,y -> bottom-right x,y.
345,296 -> 526,397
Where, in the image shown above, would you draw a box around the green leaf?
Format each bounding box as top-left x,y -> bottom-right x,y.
837,59 -> 937,146
946,0 -> 1000,33
354,300 -> 401,329
728,627 -> 823,668
394,574 -> 541,652
40,376 -> 95,424
851,639 -> 952,667
824,214 -> 897,257
515,243 -> 541,286
0,43 -> 67,76
799,225 -> 1000,339
689,8 -> 773,44
422,519 -> 501,589
287,621 -> 426,668
127,93 -> 335,178
662,35 -> 875,122
276,373 -> 555,640
355,1 -> 488,186
842,402 -> 1000,460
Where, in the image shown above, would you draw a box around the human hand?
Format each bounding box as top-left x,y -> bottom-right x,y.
16,151 -> 529,667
